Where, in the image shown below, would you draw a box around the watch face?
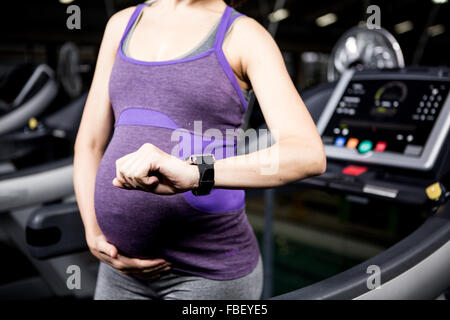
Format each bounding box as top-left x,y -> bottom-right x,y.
189,154 -> 215,165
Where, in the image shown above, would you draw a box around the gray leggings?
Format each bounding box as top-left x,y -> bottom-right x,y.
94,255 -> 263,300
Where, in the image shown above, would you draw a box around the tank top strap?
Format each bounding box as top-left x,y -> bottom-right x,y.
213,6 -> 234,50
226,11 -> 246,32
119,3 -> 151,48
213,7 -> 248,111
213,6 -> 246,50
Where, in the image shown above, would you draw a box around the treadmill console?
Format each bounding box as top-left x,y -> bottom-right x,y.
317,68 -> 450,171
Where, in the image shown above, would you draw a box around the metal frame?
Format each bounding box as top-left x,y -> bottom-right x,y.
0,159 -> 74,212
0,64 -> 58,136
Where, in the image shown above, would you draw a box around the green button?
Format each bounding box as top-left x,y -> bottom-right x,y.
358,140 -> 373,154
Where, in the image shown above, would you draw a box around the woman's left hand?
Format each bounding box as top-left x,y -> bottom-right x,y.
113,143 -> 199,194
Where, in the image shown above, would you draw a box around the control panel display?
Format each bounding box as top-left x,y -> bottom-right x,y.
321,79 -> 449,158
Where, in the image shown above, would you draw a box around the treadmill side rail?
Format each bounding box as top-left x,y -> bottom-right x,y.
271,204 -> 450,300
26,202 -> 88,260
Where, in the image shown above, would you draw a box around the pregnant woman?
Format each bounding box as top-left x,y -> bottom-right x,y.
74,0 -> 326,300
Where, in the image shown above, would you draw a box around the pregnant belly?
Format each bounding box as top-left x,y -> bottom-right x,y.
94,125 -> 245,258
94,126 -> 185,257
94,179 -> 181,258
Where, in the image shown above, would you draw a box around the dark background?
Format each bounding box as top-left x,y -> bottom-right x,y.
0,0 -> 449,88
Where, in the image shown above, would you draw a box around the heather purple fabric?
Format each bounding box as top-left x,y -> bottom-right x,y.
94,4 -> 260,280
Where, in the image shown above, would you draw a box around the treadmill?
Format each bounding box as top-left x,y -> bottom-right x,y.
19,67 -> 450,300
0,93 -> 87,212
0,63 -> 58,136
272,66 -> 450,299
0,93 -> 97,300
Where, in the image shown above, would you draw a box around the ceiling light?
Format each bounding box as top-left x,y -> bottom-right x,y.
431,0 -> 448,4
315,13 -> 338,28
394,20 -> 414,34
59,0 -> 75,4
268,8 -> 290,23
428,24 -> 445,37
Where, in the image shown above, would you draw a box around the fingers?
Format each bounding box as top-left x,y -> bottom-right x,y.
114,143 -> 181,193
114,150 -> 161,191
124,157 -> 151,190
117,255 -> 169,269
130,265 -> 172,280
90,235 -> 172,278
126,263 -> 171,277
141,175 -> 159,188
97,252 -> 167,274
114,255 -> 171,275
114,259 -> 172,278
112,177 -> 126,188
97,237 -> 118,258
120,156 -> 139,188
115,154 -> 133,188
92,239 -> 172,277
134,264 -> 171,274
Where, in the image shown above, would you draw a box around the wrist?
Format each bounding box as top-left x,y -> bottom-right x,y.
85,228 -> 102,246
188,162 -> 200,190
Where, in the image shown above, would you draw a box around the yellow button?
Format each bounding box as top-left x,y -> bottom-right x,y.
426,182 -> 442,201
346,138 -> 359,149
28,117 -> 38,130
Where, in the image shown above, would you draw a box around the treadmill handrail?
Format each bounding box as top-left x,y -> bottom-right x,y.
0,65 -> 58,135
12,64 -> 55,107
272,204 -> 450,300
0,159 -> 74,211
0,157 -> 72,180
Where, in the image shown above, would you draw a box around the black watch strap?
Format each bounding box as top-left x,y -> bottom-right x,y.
193,163 -> 215,196
190,155 -> 215,196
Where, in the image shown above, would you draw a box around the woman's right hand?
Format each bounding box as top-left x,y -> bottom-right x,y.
87,233 -> 172,280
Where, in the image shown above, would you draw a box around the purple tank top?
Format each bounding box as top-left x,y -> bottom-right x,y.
94,4 -> 260,280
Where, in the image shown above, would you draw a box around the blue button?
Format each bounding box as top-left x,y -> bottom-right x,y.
334,136 -> 347,147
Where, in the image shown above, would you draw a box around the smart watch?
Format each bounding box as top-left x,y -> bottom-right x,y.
187,154 -> 215,196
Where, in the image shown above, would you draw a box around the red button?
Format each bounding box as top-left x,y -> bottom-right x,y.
342,165 -> 368,176
375,141 -> 387,152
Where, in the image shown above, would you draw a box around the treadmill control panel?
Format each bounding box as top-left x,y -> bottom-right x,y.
317,68 -> 450,171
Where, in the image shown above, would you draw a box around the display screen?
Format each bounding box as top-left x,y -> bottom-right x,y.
322,79 -> 450,157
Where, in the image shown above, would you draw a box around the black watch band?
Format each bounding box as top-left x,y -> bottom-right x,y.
188,155 -> 215,196
193,163 -> 215,196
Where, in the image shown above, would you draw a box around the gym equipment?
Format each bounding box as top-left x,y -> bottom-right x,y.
319,68 -> 450,170
0,92 -> 86,208
327,26 -> 405,82
270,66 -> 450,299
58,42 -> 91,98
0,64 -> 58,136
26,202 -> 87,260
0,93 -> 86,212
0,93 -> 93,300
274,203 -> 449,299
